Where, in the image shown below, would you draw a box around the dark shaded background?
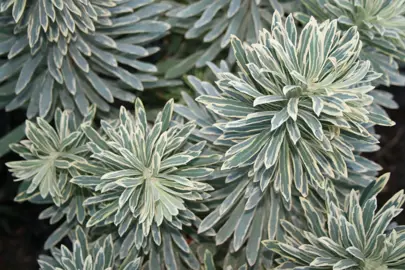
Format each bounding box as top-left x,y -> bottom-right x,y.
0,108 -> 51,269
368,85 -> 405,223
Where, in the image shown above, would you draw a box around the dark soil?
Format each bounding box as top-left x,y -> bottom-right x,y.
0,86 -> 404,269
0,109 -> 55,269
368,85 -> 405,224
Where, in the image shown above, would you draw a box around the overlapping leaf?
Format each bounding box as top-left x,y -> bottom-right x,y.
1,2 -> 401,269
198,12 -> 393,204
38,226 -> 141,270
71,98 -> 221,269
174,61 -> 232,148
192,12 -> 396,267
296,0 -> 405,92
7,107 -> 94,205
165,0 -> 294,74
0,0 -> 173,118
7,107 -> 97,248
264,173 -> 405,270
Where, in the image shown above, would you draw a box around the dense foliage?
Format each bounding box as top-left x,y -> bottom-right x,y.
1,1 -> 405,269
264,174 -> 405,270
296,0 -> 405,86
39,226 -> 141,270
167,0 -> 288,68
73,98 -> 221,269
0,0 -> 172,118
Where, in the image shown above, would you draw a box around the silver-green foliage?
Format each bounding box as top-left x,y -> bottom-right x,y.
7,107 -> 96,248
167,0 -> 291,69
0,0 -> 171,118
178,62 -> 383,198
71,98 -> 221,269
7,108 -> 94,207
193,12 -> 396,267
197,12 -> 393,204
174,61 -> 230,147
264,173 -> 405,270
176,57 -> 386,268
2,3 -> 403,269
38,226 -> 141,270
176,64 -> 277,268
296,0 -> 405,87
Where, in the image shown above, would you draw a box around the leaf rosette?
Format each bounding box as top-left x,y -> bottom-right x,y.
72,98 -> 221,269
197,12 -> 394,203
7,108 -> 94,206
175,52 -> 389,265
194,12 -> 395,266
39,226 -> 141,270
296,0 -> 405,88
7,107 -> 97,248
264,173 -> 405,270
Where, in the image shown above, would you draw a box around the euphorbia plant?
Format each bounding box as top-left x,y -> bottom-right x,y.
193,12 -> 393,267
2,3 -> 404,270
0,0 -> 172,118
264,173 -> 405,270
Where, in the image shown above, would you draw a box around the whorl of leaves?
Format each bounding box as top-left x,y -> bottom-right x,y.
38,226 -> 141,270
296,0 -> 405,87
71,98 -> 221,269
177,62 -> 383,195
0,0 -> 171,118
166,0 -> 291,70
6,107 -> 97,248
7,107 -> 94,206
197,12 -> 393,204
264,173 -> 405,270
175,55 -> 386,266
